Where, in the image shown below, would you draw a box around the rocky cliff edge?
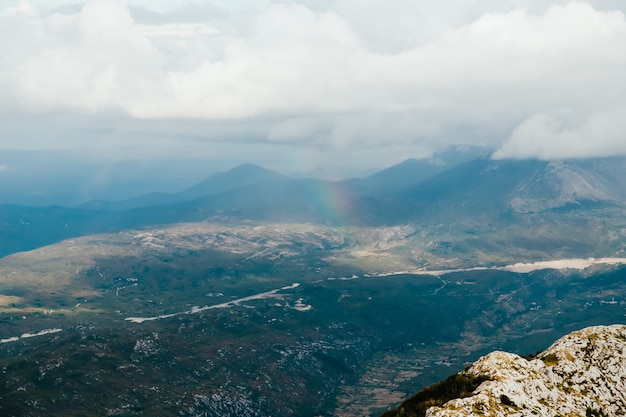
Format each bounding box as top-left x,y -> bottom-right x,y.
385,324 -> 626,417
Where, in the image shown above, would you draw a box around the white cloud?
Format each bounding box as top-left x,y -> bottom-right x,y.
493,108 -> 626,159
0,0 -> 626,168
1,1 -> 167,114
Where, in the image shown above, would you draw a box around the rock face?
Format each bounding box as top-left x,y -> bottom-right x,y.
426,325 -> 626,416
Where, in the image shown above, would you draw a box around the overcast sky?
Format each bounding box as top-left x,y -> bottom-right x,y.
1,0 -> 625,174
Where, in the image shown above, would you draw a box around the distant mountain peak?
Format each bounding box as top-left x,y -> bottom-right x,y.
221,163 -> 282,176
178,163 -> 285,201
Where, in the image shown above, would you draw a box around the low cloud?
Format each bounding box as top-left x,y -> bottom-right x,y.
1,0 -> 626,166
493,108 -> 626,160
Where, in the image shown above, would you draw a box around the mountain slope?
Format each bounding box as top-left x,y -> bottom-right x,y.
111,163 -> 286,209
396,158 -> 547,210
117,156 -> 626,228
179,163 -> 286,200
397,157 -> 626,215
4,156 -> 626,258
510,157 -> 626,212
92,156 -> 626,223
344,146 -> 488,196
383,324 -> 626,417
346,158 -> 451,195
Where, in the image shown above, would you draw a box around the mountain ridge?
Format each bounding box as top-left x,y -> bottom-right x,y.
3,155 -> 626,258
382,324 -> 626,417
84,163 -> 287,210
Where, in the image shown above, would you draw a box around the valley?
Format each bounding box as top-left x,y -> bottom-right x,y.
0,220 -> 625,416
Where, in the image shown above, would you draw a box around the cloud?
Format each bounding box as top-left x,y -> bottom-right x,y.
0,0 -> 626,167
1,1 -> 167,114
493,108 -> 626,159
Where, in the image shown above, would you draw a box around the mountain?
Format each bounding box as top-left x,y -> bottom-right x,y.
92,146 -> 484,211
382,324 -> 626,417
4,155 -> 626,259
346,158 -> 446,195
178,163 -> 287,201
399,158 -> 546,203
396,157 -> 626,215
509,157 -> 626,212
345,145 -> 488,195
117,178 -> 365,226
107,163 -> 286,209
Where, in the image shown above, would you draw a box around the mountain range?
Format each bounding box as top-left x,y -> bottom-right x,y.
2,149 -> 626,258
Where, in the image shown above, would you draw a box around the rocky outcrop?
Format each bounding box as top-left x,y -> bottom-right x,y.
385,325 -> 626,417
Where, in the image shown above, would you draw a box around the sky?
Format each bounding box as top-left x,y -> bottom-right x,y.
1,0 -> 626,175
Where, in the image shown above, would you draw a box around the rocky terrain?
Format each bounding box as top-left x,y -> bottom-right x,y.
385,324 -> 626,417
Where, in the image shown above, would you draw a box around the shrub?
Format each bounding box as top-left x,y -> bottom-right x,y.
381,372 -> 489,417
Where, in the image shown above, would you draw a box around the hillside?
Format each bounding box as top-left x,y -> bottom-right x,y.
396,157 -> 626,215
382,324 -> 626,417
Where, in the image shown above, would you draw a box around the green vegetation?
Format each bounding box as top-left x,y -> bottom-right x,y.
380,373 -> 489,417
1,223 -> 626,416
541,353 -> 560,366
